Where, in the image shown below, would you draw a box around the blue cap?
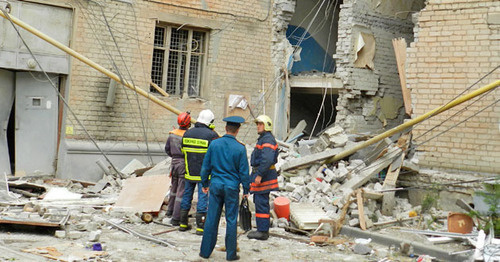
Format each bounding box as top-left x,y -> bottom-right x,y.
223,116 -> 245,127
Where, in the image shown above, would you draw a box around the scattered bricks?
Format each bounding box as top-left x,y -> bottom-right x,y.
68,231 -> 84,240
323,168 -> 335,183
348,218 -> 360,227
320,181 -> 331,194
308,165 -> 321,176
88,230 -> 102,242
324,126 -> 344,137
55,230 -> 66,238
290,176 -> 305,185
291,192 -> 302,201
324,205 -> 338,213
349,202 -> 358,209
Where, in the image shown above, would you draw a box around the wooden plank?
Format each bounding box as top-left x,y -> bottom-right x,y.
392,38 -> 412,115
115,175 -> 170,213
357,190 -> 366,230
363,190 -> 383,200
0,217 -> 61,227
382,152 -> 405,216
281,148 -> 343,171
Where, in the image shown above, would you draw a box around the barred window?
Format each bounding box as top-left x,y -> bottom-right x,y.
151,25 -> 207,97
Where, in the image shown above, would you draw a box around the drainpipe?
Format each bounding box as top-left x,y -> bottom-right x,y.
325,80 -> 500,164
0,9 -> 195,123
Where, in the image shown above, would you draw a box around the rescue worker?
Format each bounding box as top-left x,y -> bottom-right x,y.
179,109 -> 219,235
164,112 -> 191,226
247,115 -> 279,241
199,116 -> 249,261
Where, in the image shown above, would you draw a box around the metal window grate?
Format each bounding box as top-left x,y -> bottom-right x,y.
151,25 -> 206,96
151,49 -> 164,91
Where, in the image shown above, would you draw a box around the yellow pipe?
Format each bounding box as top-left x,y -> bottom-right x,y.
325,80 -> 500,164
0,9 -> 195,122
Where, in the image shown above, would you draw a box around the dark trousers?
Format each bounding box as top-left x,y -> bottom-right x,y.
200,183 -> 239,260
254,193 -> 270,232
181,180 -> 208,213
167,176 -> 185,221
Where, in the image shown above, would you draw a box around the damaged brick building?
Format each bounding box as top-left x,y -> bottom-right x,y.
0,0 -> 498,185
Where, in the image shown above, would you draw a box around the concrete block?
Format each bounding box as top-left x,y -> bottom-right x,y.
348,218 -> 360,227
68,231 -> 84,240
290,176 -> 305,185
55,230 -> 66,238
353,244 -> 372,255
323,168 -> 335,183
330,134 -> 348,147
88,230 -> 102,242
285,183 -> 297,192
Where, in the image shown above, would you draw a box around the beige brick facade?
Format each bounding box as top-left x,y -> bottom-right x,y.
67,0 -> 275,144
407,0 -> 500,173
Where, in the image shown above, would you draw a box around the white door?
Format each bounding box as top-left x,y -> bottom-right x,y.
0,69 -> 15,175
15,72 -> 59,175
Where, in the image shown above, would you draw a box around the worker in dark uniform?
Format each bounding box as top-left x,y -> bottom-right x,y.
199,116 -> 249,261
164,112 -> 191,226
179,109 -> 219,235
247,115 -> 279,241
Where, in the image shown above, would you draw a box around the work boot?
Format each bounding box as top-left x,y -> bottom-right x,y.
195,213 -> 206,236
247,230 -> 269,240
166,210 -> 173,218
170,218 -> 180,226
179,209 -> 191,231
227,255 -> 240,261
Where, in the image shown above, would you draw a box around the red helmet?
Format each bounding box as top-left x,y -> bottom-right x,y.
177,112 -> 191,128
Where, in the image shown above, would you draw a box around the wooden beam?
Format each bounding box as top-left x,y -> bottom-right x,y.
357,189 -> 366,230
392,38 -> 412,115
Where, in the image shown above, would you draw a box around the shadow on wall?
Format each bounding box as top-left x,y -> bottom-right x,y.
286,25 -> 336,74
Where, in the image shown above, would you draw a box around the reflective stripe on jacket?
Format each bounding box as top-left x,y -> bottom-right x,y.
182,123 -> 219,181
250,131 -> 279,194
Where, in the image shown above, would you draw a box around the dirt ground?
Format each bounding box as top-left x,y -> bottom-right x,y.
0,219 -> 416,262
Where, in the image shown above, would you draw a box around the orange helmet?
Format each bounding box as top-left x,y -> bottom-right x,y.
177,112 -> 191,128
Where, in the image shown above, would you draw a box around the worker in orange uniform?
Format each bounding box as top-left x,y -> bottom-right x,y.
165,112 -> 191,226
247,115 -> 279,241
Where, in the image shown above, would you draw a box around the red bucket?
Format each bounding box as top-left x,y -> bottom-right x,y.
274,197 -> 290,220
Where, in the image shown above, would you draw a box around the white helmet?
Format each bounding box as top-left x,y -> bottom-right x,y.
197,109 -> 215,126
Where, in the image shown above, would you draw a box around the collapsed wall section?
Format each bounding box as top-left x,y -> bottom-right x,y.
406,0 -> 500,173
334,0 -> 424,133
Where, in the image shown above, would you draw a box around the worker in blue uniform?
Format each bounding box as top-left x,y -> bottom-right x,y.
199,116 -> 249,261
247,115 -> 279,241
179,109 -> 219,234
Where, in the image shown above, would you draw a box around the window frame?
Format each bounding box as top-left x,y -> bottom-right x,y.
151,24 -> 209,98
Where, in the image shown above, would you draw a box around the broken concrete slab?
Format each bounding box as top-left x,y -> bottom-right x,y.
114,175 -> 170,213
120,159 -> 147,176
281,148 -> 343,171
142,158 -> 171,176
286,120 -> 307,143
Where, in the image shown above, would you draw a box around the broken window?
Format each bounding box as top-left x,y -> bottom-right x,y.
151,25 -> 207,97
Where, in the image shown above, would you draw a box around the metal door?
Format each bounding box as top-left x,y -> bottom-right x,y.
0,69 -> 14,175
15,72 -> 58,175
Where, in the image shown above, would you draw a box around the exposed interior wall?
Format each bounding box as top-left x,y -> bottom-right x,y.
287,0 -> 341,74
406,0 -> 500,174
334,0 -> 426,134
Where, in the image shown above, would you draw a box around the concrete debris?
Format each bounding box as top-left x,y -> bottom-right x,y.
353,243 -> 372,255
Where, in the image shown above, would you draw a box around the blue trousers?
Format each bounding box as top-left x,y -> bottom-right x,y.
200,183 -> 239,260
254,193 -> 270,232
180,180 -> 208,213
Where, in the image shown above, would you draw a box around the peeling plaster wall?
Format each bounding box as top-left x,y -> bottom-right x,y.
334,0 -> 425,133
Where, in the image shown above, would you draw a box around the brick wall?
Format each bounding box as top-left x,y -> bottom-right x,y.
407,0 -> 500,173
334,0 -> 422,133
67,0 -> 274,145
